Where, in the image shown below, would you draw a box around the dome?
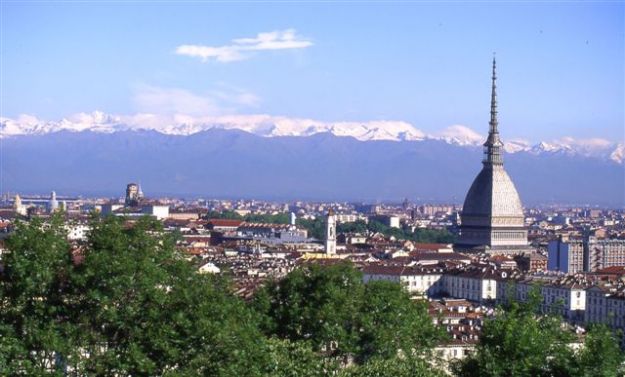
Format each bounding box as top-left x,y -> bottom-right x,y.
462,166 -> 524,219
456,58 -> 529,253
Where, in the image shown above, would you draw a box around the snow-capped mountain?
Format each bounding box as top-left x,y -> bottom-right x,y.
4,128 -> 623,205
434,125 -> 484,146
1,111 -> 623,164
525,138 -> 624,164
0,112 -> 426,142
610,144 -> 624,164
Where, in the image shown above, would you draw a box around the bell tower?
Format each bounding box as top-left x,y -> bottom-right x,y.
325,208 -> 336,255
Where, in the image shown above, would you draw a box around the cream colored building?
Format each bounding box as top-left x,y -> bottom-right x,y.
362,265 -> 444,298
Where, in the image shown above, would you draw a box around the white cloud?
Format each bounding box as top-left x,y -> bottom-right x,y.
175,45 -> 245,63
15,114 -> 41,126
208,87 -> 261,108
66,111 -> 116,125
133,85 -> 223,116
132,85 -> 260,116
176,29 -> 313,62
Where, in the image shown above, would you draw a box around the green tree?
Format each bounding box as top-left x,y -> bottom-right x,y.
410,228 -> 456,243
264,338 -> 339,377
245,213 -> 290,224
357,280 -> 443,362
73,216 -> 268,376
336,221 -> 368,235
254,262 -> 364,355
574,324 -> 624,377
204,210 -> 243,220
452,306 -> 625,377
253,262 -> 442,364
297,218 -> 326,240
0,215 -> 77,375
340,356 -> 446,377
1,215 -> 270,376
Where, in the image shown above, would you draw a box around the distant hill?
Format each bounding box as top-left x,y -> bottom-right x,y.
3,129 -> 623,206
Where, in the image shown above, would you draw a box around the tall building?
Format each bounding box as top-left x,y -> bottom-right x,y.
48,191 -> 59,213
137,183 -> 144,201
456,58 -> 529,255
125,183 -> 143,207
325,208 -> 337,255
13,194 -> 26,216
548,235 -> 625,273
290,212 -> 297,226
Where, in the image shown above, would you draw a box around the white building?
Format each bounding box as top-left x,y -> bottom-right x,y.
335,213 -> 366,223
13,194 -> 27,216
362,265 -> 444,297
48,191 -> 59,213
585,284 -> 625,332
142,205 -> 169,220
497,275 -> 587,323
442,267 -> 502,303
101,203 -> 124,216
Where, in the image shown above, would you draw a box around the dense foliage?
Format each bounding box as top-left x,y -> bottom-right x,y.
0,215 -> 268,376
452,289 -> 624,377
0,215 -> 445,376
205,210 -> 290,224
253,262 -> 443,363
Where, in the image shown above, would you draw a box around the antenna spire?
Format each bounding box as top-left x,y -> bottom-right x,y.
489,55 -> 498,134
483,55 -> 504,166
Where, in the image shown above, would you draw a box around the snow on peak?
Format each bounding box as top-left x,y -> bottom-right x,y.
434,125 -> 484,146
531,141 -> 569,154
610,143 -> 624,164
504,139 -> 531,153
0,112 -> 427,142
526,137 -> 622,163
1,112 -> 622,164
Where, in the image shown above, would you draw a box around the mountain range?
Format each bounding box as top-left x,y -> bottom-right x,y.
2,112 -> 623,206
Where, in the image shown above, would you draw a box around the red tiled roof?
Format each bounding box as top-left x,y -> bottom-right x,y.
207,219 -> 244,227
595,266 -> 625,275
412,243 -> 451,251
411,252 -> 471,261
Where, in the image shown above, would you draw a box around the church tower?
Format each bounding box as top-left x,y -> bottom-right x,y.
457,58 -> 529,255
325,208 -> 337,255
13,194 -> 26,216
48,191 -> 59,213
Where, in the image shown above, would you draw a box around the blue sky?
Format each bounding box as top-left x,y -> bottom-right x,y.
1,2 -> 623,142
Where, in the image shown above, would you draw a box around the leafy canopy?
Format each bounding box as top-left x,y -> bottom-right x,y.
0,215 -> 268,376
452,287 -> 624,377
253,261 -> 443,363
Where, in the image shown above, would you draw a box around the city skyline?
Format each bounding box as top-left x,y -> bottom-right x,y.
1,2 -> 624,144
2,3 -> 625,374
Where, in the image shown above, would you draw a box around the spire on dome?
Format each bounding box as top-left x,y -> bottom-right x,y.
489,55 -> 498,135
483,55 -> 504,166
